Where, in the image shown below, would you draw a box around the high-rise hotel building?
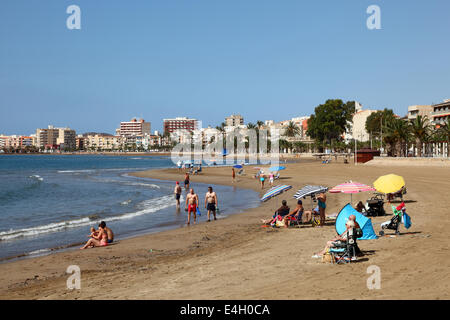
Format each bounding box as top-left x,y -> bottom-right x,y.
163,117 -> 198,134
117,118 -> 151,137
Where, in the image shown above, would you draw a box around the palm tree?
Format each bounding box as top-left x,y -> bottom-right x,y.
283,121 -> 301,138
246,123 -> 257,130
410,115 -> 431,157
437,118 -> 450,157
383,118 -> 411,157
256,120 -> 264,128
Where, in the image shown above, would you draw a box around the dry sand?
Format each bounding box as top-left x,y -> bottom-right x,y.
1,158 -> 449,299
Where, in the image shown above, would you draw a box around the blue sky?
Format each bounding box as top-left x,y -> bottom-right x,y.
1,0 -> 449,135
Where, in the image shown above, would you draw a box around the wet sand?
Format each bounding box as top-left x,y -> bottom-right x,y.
1,159 -> 449,299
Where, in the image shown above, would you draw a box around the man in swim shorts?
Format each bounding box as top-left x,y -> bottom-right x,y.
174,181 -> 182,208
204,186 -> 218,222
185,188 -> 199,225
99,221 -> 114,243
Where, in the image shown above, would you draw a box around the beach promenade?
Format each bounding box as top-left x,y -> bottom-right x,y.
0,159 -> 449,299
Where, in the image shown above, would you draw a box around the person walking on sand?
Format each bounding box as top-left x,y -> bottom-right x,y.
269,173 -> 274,187
317,192 -> 327,227
185,188 -> 199,225
259,172 -> 265,189
174,181 -> 182,208
231,167 -> 236,183
204,186 -> 218,222
184,173 -> 190,190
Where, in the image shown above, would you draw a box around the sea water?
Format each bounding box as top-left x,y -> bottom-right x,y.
0,155 -> 260,261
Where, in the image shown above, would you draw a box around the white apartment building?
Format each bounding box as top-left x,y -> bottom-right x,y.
344,102 -> 377,142
118,118 -> 151,137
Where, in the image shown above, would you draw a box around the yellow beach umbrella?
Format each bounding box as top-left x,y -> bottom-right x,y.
373,174 -> 405,194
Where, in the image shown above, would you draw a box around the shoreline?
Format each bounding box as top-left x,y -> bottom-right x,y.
0,170 -> 261,264
1,160 -> 449,299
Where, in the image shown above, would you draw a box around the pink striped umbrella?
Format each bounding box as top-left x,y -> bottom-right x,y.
329,181 -> 375,203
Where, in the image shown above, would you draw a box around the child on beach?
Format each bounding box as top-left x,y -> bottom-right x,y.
269,173 -> 274,187
88,227 -> 98,238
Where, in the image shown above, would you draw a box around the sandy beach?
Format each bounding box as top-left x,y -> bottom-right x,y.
1,158 -> 449,300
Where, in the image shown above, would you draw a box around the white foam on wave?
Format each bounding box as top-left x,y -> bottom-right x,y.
0,217 -> 92,241
29,175 -> 44,181
108,195 -> 175,222
57,168 -> 144,174
92,178 -> 161,189
0,195 -> 175,241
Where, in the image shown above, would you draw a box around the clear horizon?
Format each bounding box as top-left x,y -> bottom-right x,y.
1,0 -> 450,135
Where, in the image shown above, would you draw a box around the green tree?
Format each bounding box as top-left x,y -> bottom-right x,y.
410,115 -> 431,157
307,99 -> 355,151
365,108 -> 395,139
437,118 -> 450,157
383,117 -> 411,157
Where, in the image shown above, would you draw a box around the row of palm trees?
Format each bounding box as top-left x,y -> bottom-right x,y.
383,115 -> 449,157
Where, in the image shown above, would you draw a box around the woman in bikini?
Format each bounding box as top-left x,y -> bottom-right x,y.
80,225 -> 108,249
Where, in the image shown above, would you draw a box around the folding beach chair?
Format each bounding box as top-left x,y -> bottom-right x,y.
329,228 -> 361,264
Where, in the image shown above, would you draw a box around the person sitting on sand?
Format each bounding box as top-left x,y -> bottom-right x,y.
88,227 -> 98,238
355,201 -> 366,214
311,220 -> 355,258
261,200 -> 290,225
81,224 -> 108,249
99,221 -> 114,243
283,200 -> 312,227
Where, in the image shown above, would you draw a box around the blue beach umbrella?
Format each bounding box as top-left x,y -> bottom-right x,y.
269,166 -> 286,172
335,204 -> 378,240
260,185 -> 292,202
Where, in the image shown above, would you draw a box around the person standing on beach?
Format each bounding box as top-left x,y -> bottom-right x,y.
204,186 -> 218,222
185,188 -> 199,225
317,192 -> 327,227
269,173 -> 274,187
260,172 -> 265,189
174,181 -> 182,208
184,173 -> 190,190
231,168 -> 236,183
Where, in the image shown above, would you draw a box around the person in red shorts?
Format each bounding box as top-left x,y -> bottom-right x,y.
185,188 -> 199,225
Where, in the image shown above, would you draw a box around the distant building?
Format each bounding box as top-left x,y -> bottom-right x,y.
225,114 -> 244,127
36,126 -> 76,150
118,118 -> 151,137
76,136 -> 85,150
85,134 -> 124,151
344,102 -> 377,142
163,117 -> 198,134
431,99 -> 450,126
408,105 -> 433,120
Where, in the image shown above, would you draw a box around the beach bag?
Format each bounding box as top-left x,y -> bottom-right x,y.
275,219 -> 285,228
402,213 -> 411,229
355,227 -> 363,238
322,253 -> 334,263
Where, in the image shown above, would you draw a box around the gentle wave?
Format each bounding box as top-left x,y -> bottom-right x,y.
29,175 -> 43,181
0,195 -> 176,241
90,178 -> 161,189
57,168 -> 144,173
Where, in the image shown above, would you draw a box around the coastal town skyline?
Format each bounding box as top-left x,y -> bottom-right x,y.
2,1 -> 450,135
